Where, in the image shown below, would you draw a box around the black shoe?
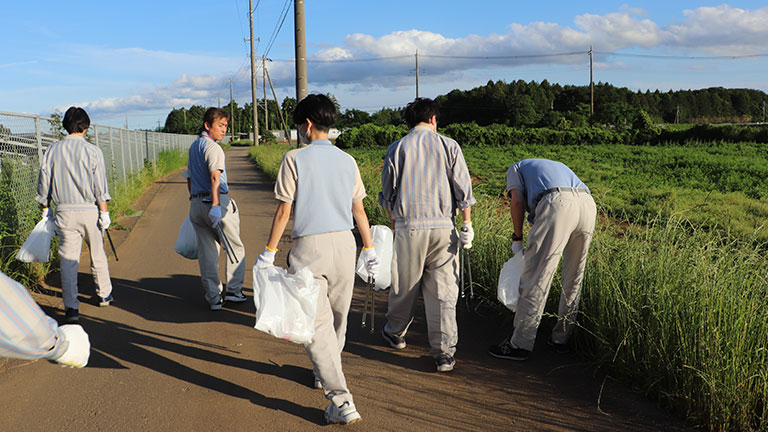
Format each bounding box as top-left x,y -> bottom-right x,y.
488,339 -> 530,361
64,308 -> 79,324
381,329 -> 406,349
547,337 -> 571,354
210,298 -> 224,311
435,354 -> 456,372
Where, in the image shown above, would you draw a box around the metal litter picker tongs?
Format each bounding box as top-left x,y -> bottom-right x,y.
216,225 -> 239,264
459,247 -> 474,309
361,276 -> 376,333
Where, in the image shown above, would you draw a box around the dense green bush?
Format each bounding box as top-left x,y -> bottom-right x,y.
336,123 -> 408,148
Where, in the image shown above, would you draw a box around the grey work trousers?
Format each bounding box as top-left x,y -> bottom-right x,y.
56,208 -> 113,310
510,190 -> 597,351
189,195 -> 246,306
385,227 -> 460,357
288,230 -> 356,407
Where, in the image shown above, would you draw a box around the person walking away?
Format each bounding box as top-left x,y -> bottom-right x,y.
187,108 -> 247,310
379,97 -> 476,372
0,270 -> 90,368
489,158 -> 596,360
36,106 -> 114,324
255,94 -> 379,425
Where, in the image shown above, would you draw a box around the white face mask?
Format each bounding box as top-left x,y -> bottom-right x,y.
298,123 -> 311,144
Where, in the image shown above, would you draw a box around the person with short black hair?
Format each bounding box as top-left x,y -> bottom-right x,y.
187,107 -> 247,311
256,93 -> 378,425
36,106 -> 114,324
379,97 -> 476,372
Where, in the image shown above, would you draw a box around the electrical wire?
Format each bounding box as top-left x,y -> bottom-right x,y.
263,0 -> 292,58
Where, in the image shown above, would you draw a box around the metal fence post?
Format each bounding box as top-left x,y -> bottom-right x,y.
116,127 -> 127,183
34,115 -> 43,162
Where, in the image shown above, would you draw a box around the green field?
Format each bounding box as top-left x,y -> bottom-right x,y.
250,141 -> 768,431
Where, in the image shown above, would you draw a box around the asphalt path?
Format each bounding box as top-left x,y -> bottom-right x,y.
0,147 -> 691,431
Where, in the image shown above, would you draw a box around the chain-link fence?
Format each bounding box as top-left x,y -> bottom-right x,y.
0,110 -> 197,239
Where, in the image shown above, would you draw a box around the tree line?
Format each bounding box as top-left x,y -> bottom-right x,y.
162,81 -> 768,135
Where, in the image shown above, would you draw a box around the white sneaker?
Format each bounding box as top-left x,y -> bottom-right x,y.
314,377 -> 323,389
325,401 -> 361,425
224,292 -> 247,302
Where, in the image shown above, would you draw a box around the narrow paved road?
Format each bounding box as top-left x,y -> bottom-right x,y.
0,147 -> 690,431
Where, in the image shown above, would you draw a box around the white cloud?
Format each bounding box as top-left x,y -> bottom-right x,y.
73,5 -> 768,119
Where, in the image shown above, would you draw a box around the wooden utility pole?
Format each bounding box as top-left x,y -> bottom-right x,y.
263,55 -> 268,132
675,105 -> 680,124
415,50 -> 420,99
230,77 -> 235,140
589,46 -> 594,115
249,0 -> 259,144
294,0 -> 307,102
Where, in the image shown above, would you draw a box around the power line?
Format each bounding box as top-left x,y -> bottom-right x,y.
595,51 -> 768,60
263,0 -> 292,58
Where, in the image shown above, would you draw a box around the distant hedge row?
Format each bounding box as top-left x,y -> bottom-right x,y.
335,122 -> 768,148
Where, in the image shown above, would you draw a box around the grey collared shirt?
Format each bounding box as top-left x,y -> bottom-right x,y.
379,126 -> 476,230
35,134 -> 111,211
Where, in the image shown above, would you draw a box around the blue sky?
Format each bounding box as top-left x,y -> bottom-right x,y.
2,1 -> 768,129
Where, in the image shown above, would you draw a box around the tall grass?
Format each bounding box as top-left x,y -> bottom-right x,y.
249,142 -> 768,430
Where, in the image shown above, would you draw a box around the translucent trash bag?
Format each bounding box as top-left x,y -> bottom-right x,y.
16,216 -> 57,263
356,225 -> 393,290
497,253 -> 525,312
252,265 -> 319,344
173,217 -> 198,259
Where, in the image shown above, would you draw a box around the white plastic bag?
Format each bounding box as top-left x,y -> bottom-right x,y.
356,225 -> 393,290
16,216 -> 56,263
252,265 -> 319,344
497,253 -> 525,312
173,217 -> 198,259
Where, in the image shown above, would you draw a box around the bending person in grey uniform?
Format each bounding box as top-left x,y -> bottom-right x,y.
379,98 -> 476,373
256,94 -> 379,426
489,159 -> 596,361
36,107 -> 114,324
187,108 -> 246,311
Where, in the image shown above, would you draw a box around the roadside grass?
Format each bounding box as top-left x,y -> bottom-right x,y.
249,142 -> 768,431
0,149 -> 188,287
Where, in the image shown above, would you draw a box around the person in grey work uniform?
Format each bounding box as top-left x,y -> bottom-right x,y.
489,158 -> 596,360
255,94 -> 379,425
379,97 -> 476,373
187,107 -> 246,311
36,107 -> 114,324
0,270 -> 90,368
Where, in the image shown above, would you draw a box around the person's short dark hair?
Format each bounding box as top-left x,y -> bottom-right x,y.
293,94 -> 337,132
404,98 -> 439,128
63,107 -> 90,134
202,107 -> 229,131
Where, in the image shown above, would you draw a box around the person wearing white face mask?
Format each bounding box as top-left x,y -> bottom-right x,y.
256,94 -> 378,425
187,108 -> 247,311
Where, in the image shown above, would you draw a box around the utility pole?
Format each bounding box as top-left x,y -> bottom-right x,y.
249,0 -> 260,144
230,77 -> 235,141
294,0 -> 307,102
218,92 -> 221,108
675,105 -> 680,124
415,50 -> 420,99
763,101 -> 766,123
263,55 -> 268,133
125,115 -> 128,129
589,46 -> 594,115
183,109 -> 187,132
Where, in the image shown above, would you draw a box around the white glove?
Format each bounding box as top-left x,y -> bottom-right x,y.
55,325 -> 90,368
459,222 -> 474,249
511,241 -> 524,255
208,205 -> 222,228
98,211 -> 111,231
359,247 -> 380,280
255,248 -> 276,269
